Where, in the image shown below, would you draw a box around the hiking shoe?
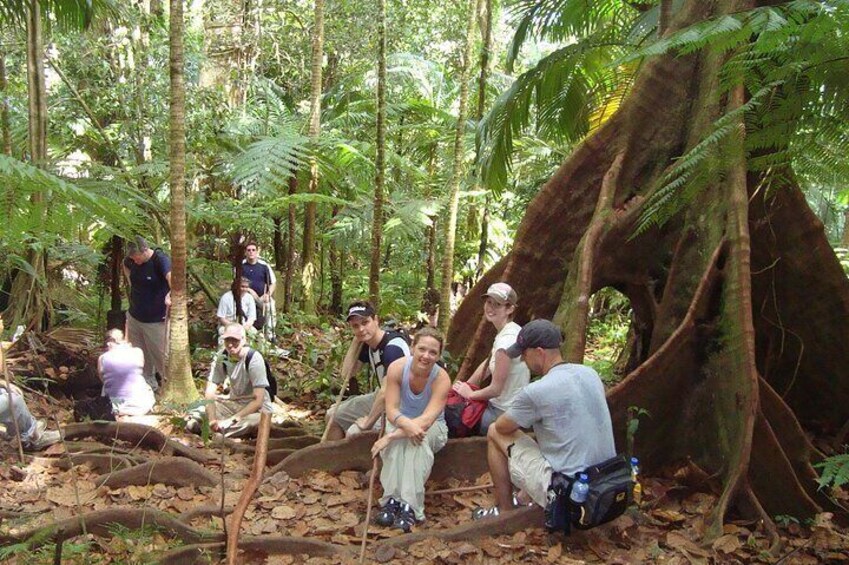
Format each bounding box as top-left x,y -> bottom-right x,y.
392,503 -> 416,533
375,497 -> 401,527
185,418 -> 201,434
512,491 -> 534,507
23,420 -> 61,451
472,506 -> 500,520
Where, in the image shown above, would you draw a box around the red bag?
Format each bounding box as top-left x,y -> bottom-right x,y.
445,383 -> 488,438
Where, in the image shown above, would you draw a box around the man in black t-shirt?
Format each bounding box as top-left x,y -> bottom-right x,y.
122,236 -> 171,392
324,301 -> 410,441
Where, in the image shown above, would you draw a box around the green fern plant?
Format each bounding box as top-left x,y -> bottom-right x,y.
815,451 -> 849,490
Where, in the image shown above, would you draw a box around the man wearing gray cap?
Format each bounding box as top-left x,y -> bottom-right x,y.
122,236 -> 171,392
473,319 -> 616,519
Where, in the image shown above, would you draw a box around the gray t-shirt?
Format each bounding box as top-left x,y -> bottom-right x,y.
506,363 -> 615,476
209,349 -> 273,412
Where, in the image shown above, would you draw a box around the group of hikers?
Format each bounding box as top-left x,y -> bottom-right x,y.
1,235 -> 620,536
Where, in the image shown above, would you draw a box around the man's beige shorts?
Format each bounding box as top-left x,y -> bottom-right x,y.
508,434 -> 553,507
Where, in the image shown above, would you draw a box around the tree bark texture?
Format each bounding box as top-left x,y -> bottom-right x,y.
162,0 -> 199,404
448,0 -> 849,536
4,1 -> 51,331
437,0 -> 480,338
301,0 -> 325,315
284,176 -> 297,312
368,0 -> 387,309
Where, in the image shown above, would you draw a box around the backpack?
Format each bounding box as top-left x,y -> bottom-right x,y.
445,383 -> 487,438
73,395 -> 116,422
547,454 -> 633,534
220,348 -> 278,400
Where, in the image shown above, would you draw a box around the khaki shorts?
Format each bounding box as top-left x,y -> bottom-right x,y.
332,392 -> 378,432
508,434 -> 553,507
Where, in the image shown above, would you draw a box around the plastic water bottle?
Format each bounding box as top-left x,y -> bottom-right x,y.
570,473 -> 590,525
570,473 -> 590,504
630,457 -> 642,506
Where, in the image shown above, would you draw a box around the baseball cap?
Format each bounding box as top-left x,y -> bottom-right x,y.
482,282 -> 518,305
221,323 -> 246,341
346,303 -> 376,321
505,319 -> 563,358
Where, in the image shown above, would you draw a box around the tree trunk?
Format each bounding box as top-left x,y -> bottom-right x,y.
273,215 -> 286,273
0,50 -> 11,156
161,0 -> 199,404
437,0 -> 479,338
449,0 -> 849,538
473,0 -> 493,282
301,0 -> 325,315
284,176 -> 297,313
368,0 -> 387,309
329,205 -> 343,315
4,1 -> 51,331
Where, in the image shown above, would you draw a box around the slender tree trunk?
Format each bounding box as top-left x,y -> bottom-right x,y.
3,1 -> 51,331
161,0 -> 199,403
329,205 -> 343,315
273,215 -> 286,273
437,0 -> 480,337
474,0 -> 493,281
842,209 -> 849,247
368,0 -> 387,309
0,50 -> 11,156
301,0 -> 325,315
284,176 -> 297,312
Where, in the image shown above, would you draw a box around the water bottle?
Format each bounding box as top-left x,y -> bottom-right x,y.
630,457 -> 642,506
570,473 -> 589,525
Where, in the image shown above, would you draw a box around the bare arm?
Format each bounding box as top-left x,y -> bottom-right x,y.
359,382 -> 386,429
465,358 -> 488,386
382,359 -> 404,427
493,412 -> 520,436
468,350 -> 510,401
228,387 -> 265,421
204,381 -> 219,422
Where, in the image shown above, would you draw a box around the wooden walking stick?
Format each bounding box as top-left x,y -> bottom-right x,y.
320,336 -> 361,442
359,414 -> 386,564
0,317 -> 25,464
226,412 -> 271,565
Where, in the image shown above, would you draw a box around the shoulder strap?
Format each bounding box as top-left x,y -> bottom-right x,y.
245,348 -> 256,368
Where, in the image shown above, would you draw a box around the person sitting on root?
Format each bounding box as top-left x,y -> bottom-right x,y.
98,329 -> 155,418
370,327 -> 451,532
185,323 -> 272,438
451,282 -> 530,435
1,381 -> 61,451
473,319 -> 616,519
217,277 -> 257,333
325,301 -> 410,440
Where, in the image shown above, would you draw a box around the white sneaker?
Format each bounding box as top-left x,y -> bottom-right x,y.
24,420 -> 62,451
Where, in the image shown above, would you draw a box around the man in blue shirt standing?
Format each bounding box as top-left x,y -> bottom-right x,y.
122,236 -> 171,392
241,242 -> 276,337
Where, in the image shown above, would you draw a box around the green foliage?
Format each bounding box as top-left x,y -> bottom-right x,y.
815,451 -> 849,491
626,405 -> 651,457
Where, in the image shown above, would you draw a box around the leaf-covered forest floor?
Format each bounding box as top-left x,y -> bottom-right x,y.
1,317 -> 848,563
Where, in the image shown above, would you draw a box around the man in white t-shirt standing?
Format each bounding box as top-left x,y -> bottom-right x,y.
452,282 -> 530,434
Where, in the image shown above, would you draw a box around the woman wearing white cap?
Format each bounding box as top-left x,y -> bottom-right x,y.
452,282 -> 530,434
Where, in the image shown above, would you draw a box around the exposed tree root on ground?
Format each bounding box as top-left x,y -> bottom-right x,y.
62,422 -> 212,463
155,536 -> 355,564
94,456 -> 218,488
0,506 -> 220,549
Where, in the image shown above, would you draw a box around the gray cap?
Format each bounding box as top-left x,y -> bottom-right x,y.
505,319 -> 563,358
482,282 -> 518,305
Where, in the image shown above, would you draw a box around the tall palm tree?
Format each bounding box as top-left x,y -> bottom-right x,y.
160,0 -> 197,403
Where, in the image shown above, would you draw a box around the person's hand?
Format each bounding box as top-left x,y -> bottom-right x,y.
452,381 -> 473,400
354,416 -> 371,431
398,417 -> 426,445
261,294 -> 271,303
371,435 -> 392,458
215,417 -> 237,431
165,293 -> 172,307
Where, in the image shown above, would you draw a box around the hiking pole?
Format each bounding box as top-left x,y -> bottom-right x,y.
359,414 -> 386,564
0,318 -> 25,464
320,336 -> 361,443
